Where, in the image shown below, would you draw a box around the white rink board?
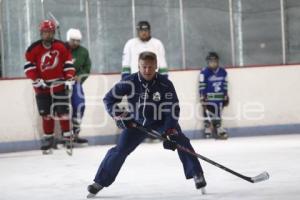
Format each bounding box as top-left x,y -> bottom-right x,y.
0,134 -> 299,200
1,65 -> 300,144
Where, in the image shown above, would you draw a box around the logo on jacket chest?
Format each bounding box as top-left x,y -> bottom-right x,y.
41,50 -> 60,71
139,91 -> 161,102
209,75 -> 224,82
152,92 -> 161,102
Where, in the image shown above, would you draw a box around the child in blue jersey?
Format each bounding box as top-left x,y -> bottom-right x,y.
199,52 -> 229,139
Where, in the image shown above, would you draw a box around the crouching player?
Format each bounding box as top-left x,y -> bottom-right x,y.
199,52 -> 229,139
87,52 -> 207,198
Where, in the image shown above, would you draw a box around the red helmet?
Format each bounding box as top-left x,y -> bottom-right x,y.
39,20 -> 56,32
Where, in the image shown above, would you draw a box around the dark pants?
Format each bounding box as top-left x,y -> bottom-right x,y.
36,90 -> 70,116
35,91 -> 71,134
203,102 -> 223,127
94,124 -> 203,187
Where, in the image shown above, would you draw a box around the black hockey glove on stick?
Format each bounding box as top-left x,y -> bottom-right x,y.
162,128 -> 179,151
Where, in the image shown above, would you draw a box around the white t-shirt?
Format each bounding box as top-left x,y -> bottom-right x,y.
121,37 -> 168,76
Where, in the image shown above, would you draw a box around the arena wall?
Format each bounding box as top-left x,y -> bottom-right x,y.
1,65 -> 300,152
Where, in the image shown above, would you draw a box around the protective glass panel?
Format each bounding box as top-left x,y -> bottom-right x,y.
88,0 -> 133,73
286,0 -> 300,64
1,0 -> 42,77
236,0 -> 282,66
135,0 -> 183,69
43,0 -> 88,49
183,0 -> 231,68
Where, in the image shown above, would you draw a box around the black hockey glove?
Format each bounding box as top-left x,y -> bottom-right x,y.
200,95 -> 208,105
162,128 -> 179,151
113,112 -> 134,129
223,96 -> 229,107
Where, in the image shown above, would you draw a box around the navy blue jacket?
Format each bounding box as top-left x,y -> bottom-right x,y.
103,72 -> 180,133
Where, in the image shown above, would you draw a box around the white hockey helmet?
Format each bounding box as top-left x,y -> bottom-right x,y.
66,28 -> 82,41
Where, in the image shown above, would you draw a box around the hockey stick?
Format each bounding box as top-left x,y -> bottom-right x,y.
65,80 -> 74,156
204,107 -> 218,138
47,12 -> 61,40
65,134 -> 74,156
44,79 -> 75,156
133,123 -> 270,183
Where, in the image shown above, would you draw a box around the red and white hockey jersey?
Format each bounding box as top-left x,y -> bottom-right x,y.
24,39 -> 75,94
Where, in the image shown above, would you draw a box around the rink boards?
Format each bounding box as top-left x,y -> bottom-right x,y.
1,65 -> 300,152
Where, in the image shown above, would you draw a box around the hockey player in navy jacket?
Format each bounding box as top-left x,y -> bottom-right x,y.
87,52 -> 206,198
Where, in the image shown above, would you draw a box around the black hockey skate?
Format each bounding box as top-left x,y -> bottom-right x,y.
41,135 -> 55,155
203,127 -> 212,139
51,138 -> 59,149
74,134 -> 88,144
194,173 -> 207,194
216,127 -> 228,140
72,125 -> 88,145
87,182 -> 103,198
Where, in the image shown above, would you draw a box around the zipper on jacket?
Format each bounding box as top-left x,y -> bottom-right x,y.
142,83 -> 149,126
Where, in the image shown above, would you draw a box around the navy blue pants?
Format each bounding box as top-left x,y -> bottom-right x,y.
71,82 -> 85,133
94,125 -> 203,187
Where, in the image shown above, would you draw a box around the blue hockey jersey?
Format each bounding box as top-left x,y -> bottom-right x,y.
199,67 -> 228,102
103,72 -> 180,133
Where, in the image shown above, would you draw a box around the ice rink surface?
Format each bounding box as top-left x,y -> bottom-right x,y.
1,134 -> 300,200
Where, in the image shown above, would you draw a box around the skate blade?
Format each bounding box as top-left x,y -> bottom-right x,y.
42,149 -> 53,155
66,150 -> 73,156
204,134 -> 212,139
87,193 -> 96,198
201,187 -> 207,195
73,142 -> 89,147
216,136 -> 228,140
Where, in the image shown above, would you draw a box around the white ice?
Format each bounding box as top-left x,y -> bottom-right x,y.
0,134 -> 300,200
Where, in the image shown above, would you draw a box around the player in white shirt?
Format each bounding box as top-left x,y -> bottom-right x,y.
121,21 -> 168,79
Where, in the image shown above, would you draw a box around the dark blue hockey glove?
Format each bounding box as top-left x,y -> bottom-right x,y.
113,112 -> 134,129
162,128 -> 179,151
